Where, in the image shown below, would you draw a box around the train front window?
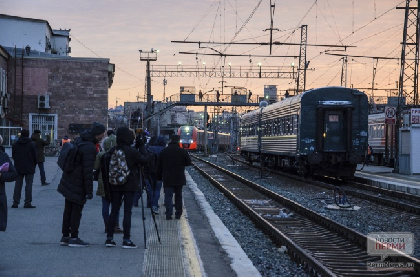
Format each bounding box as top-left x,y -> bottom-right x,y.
180,132 -> 192,139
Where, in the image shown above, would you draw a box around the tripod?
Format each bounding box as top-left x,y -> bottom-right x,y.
139,167 -> 161,248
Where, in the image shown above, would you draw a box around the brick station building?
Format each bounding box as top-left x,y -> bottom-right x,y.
0,14 -> 114,145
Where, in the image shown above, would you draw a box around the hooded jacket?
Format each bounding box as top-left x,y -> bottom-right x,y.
156,141 -> 191,187
57,130 -> 97,205
31,133 -> 50,163
12,136 -> 37,175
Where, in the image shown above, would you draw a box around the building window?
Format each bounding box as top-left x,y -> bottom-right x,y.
29,113 -> 58,143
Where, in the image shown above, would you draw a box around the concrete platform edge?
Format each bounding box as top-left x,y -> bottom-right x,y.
186,172 -> 262,277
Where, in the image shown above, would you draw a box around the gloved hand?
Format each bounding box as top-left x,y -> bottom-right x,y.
86,193 -> 93,200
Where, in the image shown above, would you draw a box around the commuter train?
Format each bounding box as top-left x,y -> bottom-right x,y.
197,129 -> 231,152
368,113 -> 396,166
177,126 -> 198,151
240,86 -> 369,179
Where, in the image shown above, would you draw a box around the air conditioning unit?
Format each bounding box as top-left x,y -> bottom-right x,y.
38,95 -> 50,109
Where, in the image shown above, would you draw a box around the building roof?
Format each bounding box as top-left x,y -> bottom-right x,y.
1,46 -> 110,62
0,14 -> 55,35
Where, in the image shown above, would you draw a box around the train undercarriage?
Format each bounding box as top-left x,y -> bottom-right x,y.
241,151 -> 359,180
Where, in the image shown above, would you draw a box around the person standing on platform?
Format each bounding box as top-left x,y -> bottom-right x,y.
156,134 -> 191,220
94,131 -> 122,234
31,130 -> 50,186
61,135 -> 71,149
11,129 -> 37,209
58,122 -> 105,247
0,135 -> 18,231
105,127 -> 148,249
144,135 -> 166,214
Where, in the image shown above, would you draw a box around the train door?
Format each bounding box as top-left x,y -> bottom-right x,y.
323,110 -> 346,152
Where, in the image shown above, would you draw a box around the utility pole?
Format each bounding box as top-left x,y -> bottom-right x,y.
163,78 -> 167,102
395,0 -> 419,173
340,56 -> 348,87
139,48 -> 158,132
297,25 -> 308,93
263,0 -> 279,55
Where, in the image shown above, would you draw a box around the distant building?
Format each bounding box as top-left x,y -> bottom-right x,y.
0,14 -> 115,145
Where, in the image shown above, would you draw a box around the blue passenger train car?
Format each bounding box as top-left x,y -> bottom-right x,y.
240,86 -> 369,179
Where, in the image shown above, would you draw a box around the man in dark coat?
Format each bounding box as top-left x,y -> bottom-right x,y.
57,122 -> 105,247
156,134 -> 191,220
11,129 -> 37,208
0,135 -> 18,231
105,127 -> 148,249
31,130 -> 50,186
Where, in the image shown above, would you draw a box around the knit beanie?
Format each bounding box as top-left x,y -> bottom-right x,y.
91,122 -> 106,136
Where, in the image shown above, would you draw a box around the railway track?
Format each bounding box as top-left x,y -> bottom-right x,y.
191,155 -> 420,276
225,154 -> 420,216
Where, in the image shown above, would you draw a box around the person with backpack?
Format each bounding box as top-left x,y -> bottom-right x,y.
105,127 -> 148,249
57,122 -> 105,247
156,134 -> 191,220
144,136 -> 166,215
94,131 -> 122,234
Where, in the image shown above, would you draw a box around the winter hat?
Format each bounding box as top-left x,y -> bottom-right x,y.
116,126 -> 135,145
21,129 -> 30,137
91,122 -> 106,136
170,134 -> 180,143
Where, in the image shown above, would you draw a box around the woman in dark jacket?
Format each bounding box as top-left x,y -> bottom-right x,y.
57,122 -> 105,247
0,135 -> 18,231
105,127 -> 148,249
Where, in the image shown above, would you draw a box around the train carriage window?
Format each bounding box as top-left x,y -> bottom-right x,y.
329,114 -> 339,122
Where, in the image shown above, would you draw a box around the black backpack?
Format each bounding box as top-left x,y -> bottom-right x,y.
57,142 -> 79,172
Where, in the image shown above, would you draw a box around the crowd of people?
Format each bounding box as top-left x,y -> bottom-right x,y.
0,122 -> 192,250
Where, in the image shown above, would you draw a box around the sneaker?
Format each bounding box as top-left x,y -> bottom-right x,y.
41,182 -> 50,186
60,236 -> 70,246
24,204 -> 36,208
122,240 -> 137,249
105,239 -> 116,247
68,238 -> 89,247
152,207 -> 159,215
114,226 -> 123,233
11,204 -> 18,208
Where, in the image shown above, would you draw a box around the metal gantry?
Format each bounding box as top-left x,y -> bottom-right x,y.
397,0 -> 419,106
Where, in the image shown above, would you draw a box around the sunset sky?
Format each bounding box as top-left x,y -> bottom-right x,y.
1,0 -> 408,108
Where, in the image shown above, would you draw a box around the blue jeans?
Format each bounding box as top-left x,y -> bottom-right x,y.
145,175 -> 162,209
13,174 -> 34,205
101,197 -> 120,228
164,186 -> 183,217
107,191 -> 135,240
37,162 -> 46,184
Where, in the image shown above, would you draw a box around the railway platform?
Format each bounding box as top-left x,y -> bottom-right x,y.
0,155 -> 259,276
355,164 -> 420,195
